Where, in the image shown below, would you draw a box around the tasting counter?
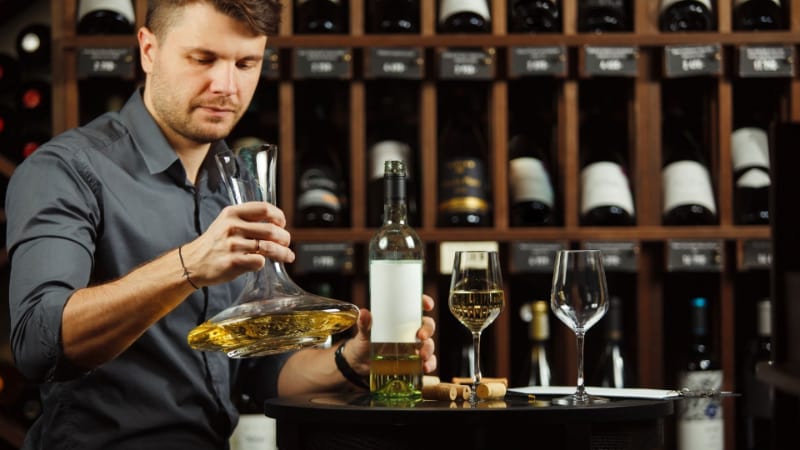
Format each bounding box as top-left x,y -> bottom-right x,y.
263,391 -> 674,450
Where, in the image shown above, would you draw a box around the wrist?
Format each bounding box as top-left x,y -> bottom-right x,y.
335,340 -> 369,390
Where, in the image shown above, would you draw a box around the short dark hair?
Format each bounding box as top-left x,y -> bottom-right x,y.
146,0 -> 282,39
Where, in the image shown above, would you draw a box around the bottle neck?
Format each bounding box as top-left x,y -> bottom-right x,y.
383,173 -> 408,225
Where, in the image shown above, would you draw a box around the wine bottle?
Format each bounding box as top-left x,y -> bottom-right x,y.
0,52 -> 20,93
508,133 -> 556,226
437,86 -> 491,227
294,0 -> 347,34
578,0 -> 631,32
0,105 -> 18,162
733,0 -> 785,31
368,160 -> 424,399
591,296 -> 632,388
15,23 -> 51,69
508,0 -> 562,33
579,94 -> 635,226
228,391 -> 276,450
519,300 -> 553,386
18,130 -> 51,161
368,140 -> 413,227
659,0 -> 715,32
367,0 -> 419,34
731,126 -> 771,225
742,299 -> 773,450
77,0 -> 136,35
661,107 -> 718,226
676,297 -> 724,450
17,80 -> 52,121
438,0 -> 492,33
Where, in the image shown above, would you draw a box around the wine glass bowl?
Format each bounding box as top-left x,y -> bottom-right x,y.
448,250 -> 505,402
550,249 -> 609,405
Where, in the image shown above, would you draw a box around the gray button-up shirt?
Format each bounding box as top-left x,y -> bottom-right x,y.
6,89 -> 289,450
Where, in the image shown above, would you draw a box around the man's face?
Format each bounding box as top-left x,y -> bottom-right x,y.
139,3 -> 267,145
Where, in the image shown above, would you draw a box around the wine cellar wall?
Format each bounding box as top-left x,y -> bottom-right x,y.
0,0 -> 795,448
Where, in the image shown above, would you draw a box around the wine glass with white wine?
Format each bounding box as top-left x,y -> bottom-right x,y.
448,250 -> 505,402
550,249 -> 609,406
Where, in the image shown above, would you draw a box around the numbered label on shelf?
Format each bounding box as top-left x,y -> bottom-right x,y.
437,48 -> 495,80
583,241 -> 639,273
261,48 -> 280,80
581,46 -> 638,78
666,240 -> 723,272
293,242 -> 355,274
509,241 -> 566,274
439,241 -> 499,274
77,47 -> 136,79
365,47 -> 424,80
664,44 -> 722,78
737,45 -> 795,78
741,239 -> 772,271
293,48 -> 352,79
508,46 -> 567,78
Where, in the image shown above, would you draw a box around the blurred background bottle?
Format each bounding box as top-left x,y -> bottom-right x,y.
508,0 -> 562,33
590,295 -> 633,388
740,298 -> 773,450
367,0 -> 419,34
733,0 -> 785,30
659,0 -> 715,32
0,53 -> 20,93
438,0 -> 491,33
294,0 -> 348,34
77,0 -> 136,35
578,0 -> 631,32
508,132 -> 555,227
731,125 -> 771,225
518,300 -> 553,387
15,23 -> 51,69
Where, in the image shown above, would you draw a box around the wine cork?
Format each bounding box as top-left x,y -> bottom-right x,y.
437,382 -> 471,400
476,382 -> 507,400
452,376 -> 508,387
422,383 -> 457,401
422,375 -> 441,387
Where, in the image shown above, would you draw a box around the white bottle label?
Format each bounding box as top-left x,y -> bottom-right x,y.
369,260 -> 423,343
677,370 -> 724,450
439,0 -> 491,24
735,0 -> 780,7
369,140 -> 412,181
660,0 -> 712,13
662,160 -> 717,214
509,157 -> 554,207
731,127 -> 770,171
229,414 -> 276,450
737,168 -> 771,189
78,0 -> 135,23
580,161 -> 635,216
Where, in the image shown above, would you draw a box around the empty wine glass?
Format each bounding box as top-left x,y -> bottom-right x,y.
550,249 -> 609,405
448,251 -> 505,402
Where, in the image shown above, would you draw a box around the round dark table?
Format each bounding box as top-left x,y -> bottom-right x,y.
264,391 -> 674,450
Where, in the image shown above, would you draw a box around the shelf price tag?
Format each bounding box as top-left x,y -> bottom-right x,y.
365,47 -> 424,80
741,239 -> 772,271
293,48 -> 352,79
666,240 -> 723,272
737,45 -> 795,78
583,241 -> 639,272
663,44 -> 722,78
439,241 -> 499,274
77,47 -> 136,79
261,48 -> 280,80
581,46 -> 638,78
293,242 -> 355,275
437,48 -> 495,80
508,46 -> 567,78
509,241 -> 565,274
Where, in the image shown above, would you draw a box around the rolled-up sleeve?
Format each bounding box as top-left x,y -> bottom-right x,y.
6,144 -> 100,382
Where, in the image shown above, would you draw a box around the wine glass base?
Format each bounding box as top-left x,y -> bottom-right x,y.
551,394 -> 609,406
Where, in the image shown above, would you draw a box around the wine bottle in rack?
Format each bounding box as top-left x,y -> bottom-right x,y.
0,52 -> 20,93
437,85 -> 491,227
438,0 -> 492,33
77,0 -> 136,35
508,0 -> 562,33
294,0 -> 347,34
676,297 -> 724,450
15,23 -> 51,69
368,160 -> 424,399
508,132 -> 555,227
519,300 -> 553,386
731,126 -> 771,225
659,0 -> 715,32
367,0 -> 420,34
0,105 -> 18,162
18,130 -> 51,161
741,298 -> 773,450
577,0 -> 631,32
590,296 -> 632,388
661,107 -> 718,226
733,0 -> 785,30
17,80 -> 51,121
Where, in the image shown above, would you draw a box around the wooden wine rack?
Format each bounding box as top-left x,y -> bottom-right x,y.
35,1 -> 800,449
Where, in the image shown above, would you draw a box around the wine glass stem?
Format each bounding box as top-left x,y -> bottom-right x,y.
472,331 -> 482,389
575,331 -> 587,399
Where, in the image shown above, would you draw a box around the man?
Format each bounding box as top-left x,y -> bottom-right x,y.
5,1 -> 437,448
